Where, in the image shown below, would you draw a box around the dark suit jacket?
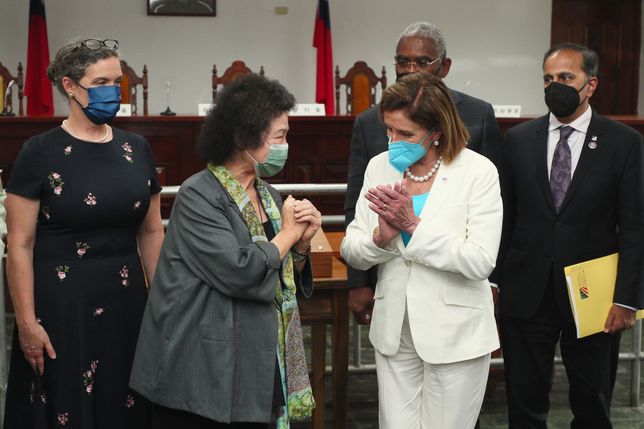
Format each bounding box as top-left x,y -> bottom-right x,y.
498,112 -> 644,320
344,89 -> 503,288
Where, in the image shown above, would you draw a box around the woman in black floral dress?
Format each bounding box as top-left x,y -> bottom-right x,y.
3,37 -> 164,429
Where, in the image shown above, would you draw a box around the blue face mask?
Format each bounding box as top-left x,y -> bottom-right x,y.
73,84 -> 121,125
387,129 -> 432,172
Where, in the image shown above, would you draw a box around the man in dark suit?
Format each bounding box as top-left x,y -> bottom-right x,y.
499,43 -> 643,428
345,21 -> 503,324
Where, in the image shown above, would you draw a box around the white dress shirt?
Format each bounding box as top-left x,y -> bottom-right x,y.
547,105 -> 592,178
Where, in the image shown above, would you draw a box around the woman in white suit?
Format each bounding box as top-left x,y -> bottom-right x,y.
341,73 -> 502,429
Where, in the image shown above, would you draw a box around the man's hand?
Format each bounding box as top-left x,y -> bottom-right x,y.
349,286 -> 374,325
603,304 -> 636,334
491,286 -> 499,306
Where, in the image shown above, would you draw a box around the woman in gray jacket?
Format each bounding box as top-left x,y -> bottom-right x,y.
130,75 -> 320,428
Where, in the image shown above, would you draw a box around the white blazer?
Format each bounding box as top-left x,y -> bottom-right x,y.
341,148 -> 502,364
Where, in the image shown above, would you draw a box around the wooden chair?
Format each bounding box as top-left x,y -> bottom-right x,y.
335,61 -> 386,115
119,60 -> 148,116
0,62 -> 24,116
212,61 -> 265,102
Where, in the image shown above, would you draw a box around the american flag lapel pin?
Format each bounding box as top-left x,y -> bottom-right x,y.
588,136 -> 598,149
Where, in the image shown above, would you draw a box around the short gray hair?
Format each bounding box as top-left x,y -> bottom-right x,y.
47,37 -> 119,96
397,22 -> 447,59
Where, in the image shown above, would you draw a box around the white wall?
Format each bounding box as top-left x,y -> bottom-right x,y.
2,0 -> 553,116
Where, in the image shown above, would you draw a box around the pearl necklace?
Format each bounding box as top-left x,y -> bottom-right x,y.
405,156 -> 443,182
61,120 -> 110,143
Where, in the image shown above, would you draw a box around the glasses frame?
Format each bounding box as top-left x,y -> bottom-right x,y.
393,56 -> 442,69
74,39 -> 120,51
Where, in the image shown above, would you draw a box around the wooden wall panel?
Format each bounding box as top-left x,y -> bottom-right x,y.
551,0 -> 641,115
1,115 -> 642,220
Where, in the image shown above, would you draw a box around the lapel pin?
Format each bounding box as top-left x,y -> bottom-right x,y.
588,141 -> 597,149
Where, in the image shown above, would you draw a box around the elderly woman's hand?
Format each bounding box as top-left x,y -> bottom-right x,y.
294,198 -> 321,248
366,182 -> 420,234
364,184 -> 400,248
281,195 -> 307,239
372,214 -> 399,248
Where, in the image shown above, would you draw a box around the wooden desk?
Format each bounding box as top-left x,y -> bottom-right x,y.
325,231 -> 344,261
299,256 -> 349,429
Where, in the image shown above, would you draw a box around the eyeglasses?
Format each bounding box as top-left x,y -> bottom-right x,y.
393,56 -> 441,69
74,39 -> 119,51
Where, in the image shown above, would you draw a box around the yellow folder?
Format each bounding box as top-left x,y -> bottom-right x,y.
564,253 -> 644,338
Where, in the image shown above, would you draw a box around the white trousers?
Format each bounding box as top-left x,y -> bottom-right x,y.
375,310 -> 490,429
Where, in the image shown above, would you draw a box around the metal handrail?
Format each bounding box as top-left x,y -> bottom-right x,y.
160,183 -> 348,197
631,321 -> 642,406
161,184 -> 347,227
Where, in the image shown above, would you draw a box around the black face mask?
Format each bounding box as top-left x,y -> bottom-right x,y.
544,81 -> 588,118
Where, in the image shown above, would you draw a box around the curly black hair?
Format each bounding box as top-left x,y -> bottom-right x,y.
197,74 -> 296,164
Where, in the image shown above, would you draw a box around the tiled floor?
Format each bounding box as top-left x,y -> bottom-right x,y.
294,322 -> 644,429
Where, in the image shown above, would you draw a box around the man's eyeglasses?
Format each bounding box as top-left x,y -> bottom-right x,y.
74,39 -> 119,51
394,56 -> 441,69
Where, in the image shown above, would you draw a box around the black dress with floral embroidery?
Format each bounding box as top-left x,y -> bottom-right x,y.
4,127 -> 160,429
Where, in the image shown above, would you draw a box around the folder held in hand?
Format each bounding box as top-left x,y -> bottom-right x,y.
564,253 -> 643,338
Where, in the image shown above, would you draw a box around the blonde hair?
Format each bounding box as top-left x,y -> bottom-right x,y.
379,72 -> 468,163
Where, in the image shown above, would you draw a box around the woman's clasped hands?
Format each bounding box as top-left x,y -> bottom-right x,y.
365,182 -> 419,248
281,195 -> 322,252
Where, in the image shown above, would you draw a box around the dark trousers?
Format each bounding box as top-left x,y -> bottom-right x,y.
500,278 -> 621,429
152,404 -> 269,429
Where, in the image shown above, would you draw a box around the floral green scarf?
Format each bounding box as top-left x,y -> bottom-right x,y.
208,164 -> 315,427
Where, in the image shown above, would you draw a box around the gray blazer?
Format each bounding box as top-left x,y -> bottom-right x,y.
130,169 -> 313,423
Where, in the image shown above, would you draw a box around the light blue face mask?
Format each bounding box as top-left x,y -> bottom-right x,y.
387,129 -> 432,172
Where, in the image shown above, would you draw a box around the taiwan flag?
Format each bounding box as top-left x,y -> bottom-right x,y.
25,0 -> 54,116
313,0 -> 334,115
